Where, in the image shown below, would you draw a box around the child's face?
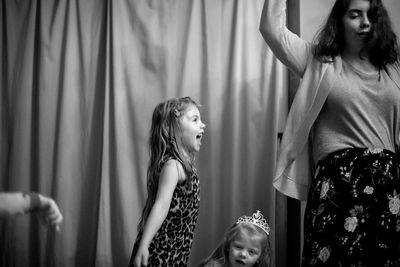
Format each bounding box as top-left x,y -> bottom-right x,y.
179,104 -> 206,154
228,231 -> 262,267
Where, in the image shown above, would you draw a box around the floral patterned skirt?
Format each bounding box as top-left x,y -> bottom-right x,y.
302,148 -> 400,267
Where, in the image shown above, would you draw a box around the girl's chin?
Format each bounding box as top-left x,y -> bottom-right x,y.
190,144 -> 201,152
231,260 -> 246,266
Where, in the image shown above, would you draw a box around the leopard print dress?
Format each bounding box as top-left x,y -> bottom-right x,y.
129,171 -> 200,266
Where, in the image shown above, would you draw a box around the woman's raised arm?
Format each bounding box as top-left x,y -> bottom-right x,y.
259,0 -> 310,77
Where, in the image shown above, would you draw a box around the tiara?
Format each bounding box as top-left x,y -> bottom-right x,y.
236,210 -> 270,235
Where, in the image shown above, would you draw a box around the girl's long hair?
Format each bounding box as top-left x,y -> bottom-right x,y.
137,96 -> 200,233
313,0 -> 399,69
198,223 -> 271,267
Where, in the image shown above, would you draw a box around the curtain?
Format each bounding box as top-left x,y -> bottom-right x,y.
0,0 -> 288,266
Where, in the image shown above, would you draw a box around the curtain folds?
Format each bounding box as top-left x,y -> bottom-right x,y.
0,1 -> 288,266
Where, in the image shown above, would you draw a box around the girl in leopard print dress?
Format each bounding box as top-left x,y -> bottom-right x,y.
129,97 -> 206,267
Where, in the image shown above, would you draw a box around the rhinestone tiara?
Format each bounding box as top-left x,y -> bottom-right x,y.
236,210 -> 270,235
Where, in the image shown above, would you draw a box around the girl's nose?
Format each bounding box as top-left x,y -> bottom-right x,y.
361,14 -> 370,28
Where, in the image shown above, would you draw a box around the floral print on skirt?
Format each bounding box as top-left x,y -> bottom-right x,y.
302,148 -> 400,267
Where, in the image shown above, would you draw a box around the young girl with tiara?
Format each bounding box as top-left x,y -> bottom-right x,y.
198,210 -> 271,267
129,96 -> 206,267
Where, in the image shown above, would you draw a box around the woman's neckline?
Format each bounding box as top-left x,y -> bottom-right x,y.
342,57 -> 380,79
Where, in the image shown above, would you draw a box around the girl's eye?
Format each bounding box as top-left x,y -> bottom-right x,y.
348,11 -> 360,19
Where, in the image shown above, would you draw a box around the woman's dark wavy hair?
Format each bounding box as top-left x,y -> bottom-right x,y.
313,0 -> 399,69
137,96 -> 200,233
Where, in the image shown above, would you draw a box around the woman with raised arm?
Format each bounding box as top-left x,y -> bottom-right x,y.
260,0 -> 400,266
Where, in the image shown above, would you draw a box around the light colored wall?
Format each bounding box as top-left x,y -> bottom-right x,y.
299,0 -> 400,42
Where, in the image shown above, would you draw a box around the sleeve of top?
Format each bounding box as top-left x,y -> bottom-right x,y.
259,0 -> 311,78
0,192 -> 30,217
390,60 -> 400,146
